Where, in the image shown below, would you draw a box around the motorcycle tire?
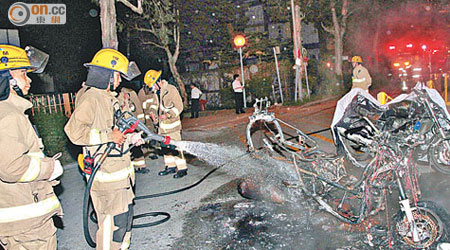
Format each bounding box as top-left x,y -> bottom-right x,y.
393,201 -> 448,249
428,137 -> 450,175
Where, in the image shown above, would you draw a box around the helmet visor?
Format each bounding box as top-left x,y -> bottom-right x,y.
123,61 -> 141,81
25,46 -> 49,73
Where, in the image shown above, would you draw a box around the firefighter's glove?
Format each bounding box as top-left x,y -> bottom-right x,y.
130,131 -> 145,146
49,152 -> 63,181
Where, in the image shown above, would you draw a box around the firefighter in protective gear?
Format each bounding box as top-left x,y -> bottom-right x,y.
137,82 -> 160,160
118,87 -> 148,173
64,48 -> 142,250
144,69 -> 187,178
0,44 -> 63,250
351,56 -> 372,91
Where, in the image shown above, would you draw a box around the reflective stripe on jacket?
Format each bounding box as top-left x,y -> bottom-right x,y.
118,88 -> 144,123
0,196 -> 60,224
65,87 -> 134,191
157,84 -> 183,134
138,88 -> 158,126
0,94 -> 62,236
89,162 -> 135,183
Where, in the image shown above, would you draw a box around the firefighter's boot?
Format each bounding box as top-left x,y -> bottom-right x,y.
173,169 -> 188,179
158,167 -> 176,176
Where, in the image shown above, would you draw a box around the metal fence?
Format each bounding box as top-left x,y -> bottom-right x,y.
28,93 -> 76,117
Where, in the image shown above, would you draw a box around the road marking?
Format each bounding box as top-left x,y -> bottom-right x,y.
310,134 -> 334,144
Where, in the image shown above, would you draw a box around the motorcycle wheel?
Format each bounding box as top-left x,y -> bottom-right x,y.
428,137 -> 450,175
393,201 -> 446,249
340,136 -> 371,163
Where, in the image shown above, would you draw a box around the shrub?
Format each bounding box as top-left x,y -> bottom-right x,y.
219,85 -> 235,109
29,111 -> 72,164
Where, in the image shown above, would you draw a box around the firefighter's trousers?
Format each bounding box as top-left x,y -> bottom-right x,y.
91,187 -> 134,250
0,218 -> 57,250
162,131 -> 186,170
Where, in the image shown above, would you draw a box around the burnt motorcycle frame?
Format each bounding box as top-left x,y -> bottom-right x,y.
246,97 -> 446,249
335,86 -> 450,175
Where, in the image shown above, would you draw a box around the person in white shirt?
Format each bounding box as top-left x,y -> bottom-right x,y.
190,84 -> 203,118
232,74 -> 245,114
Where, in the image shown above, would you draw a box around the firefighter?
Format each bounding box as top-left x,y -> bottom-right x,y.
118,87 -> 148,173
64,48 -> 143,250
0,44 -> 63,249
137,83 -> 159,160
144,70 -> 187,178
351,56 -> 372,91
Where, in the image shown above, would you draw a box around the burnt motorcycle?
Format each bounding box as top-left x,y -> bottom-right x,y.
332,83 -> 450,174
246,96 -> 447,249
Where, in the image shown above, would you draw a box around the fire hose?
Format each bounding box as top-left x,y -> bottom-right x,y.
83,110 -> 173,248
83,110 -> 250,248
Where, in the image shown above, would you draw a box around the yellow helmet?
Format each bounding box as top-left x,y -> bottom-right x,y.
351,56 -> 363,63
84,48 -> 129,75
144,69 -> 162,88
0,45 -> 32,72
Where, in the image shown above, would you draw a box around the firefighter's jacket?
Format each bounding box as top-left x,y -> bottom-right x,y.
118,88 -> 145,123
0,94 -> 62,237
138,87 -> 158,125
156,83 -> 183,134
352,64 -> 372,91
74,83 -> 89,108
64,87 -> 134,191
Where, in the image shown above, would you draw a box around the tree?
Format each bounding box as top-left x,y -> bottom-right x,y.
175,1 -> 248,68
261,0 -> 317,100
320,0 -> 354,79
131,0 -> 188,103
96,0 -> 143,49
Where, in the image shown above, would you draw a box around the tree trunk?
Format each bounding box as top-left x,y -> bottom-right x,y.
291,1 -> 303,101
372,0 -> 381,73
295,5 -> 303,101
100,0 -> 118,49
165,48 -> 188,105
331,6 -> 343,78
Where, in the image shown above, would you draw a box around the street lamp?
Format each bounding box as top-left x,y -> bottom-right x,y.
233,34 -> 247,108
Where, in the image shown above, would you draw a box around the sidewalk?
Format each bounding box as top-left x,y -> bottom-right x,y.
182,96 -> 338,131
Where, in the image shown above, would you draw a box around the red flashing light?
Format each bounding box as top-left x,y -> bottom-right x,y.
389,45 -> 396,50
406,43 -> 413,48
421,44 -> 427,50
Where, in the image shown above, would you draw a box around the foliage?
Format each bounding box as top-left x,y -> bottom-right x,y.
29,112 -> 71,164
175,0 -> 248,66
129,0 -> 189,103
247,76 -> 273,100
219,85 -> 235,109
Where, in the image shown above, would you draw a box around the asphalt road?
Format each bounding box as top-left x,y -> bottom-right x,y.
55,99 -> 450,249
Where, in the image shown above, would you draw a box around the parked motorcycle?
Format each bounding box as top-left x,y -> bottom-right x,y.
332,83 -> 450,174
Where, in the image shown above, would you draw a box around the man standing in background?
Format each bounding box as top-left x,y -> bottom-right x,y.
190,83 -> 202,118
232,74 -> 245,114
